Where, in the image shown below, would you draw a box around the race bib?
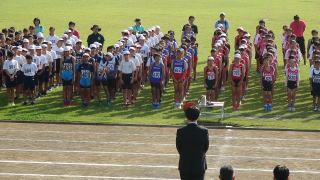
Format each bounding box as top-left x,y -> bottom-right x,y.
107,64 -> 114,71
208,72 -> 215,80
265,75 -> 272,81
174,67 -> 182,73
288,74 -> 297,81
232,68 -> 240,77
152,71 -> 161,79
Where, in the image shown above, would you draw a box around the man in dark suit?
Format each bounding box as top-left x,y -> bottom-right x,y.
176,106 -> 209,180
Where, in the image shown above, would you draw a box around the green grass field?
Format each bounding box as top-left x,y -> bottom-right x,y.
0,0 -> 319,130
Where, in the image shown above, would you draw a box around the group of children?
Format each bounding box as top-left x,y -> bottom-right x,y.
1,18 -> 320,111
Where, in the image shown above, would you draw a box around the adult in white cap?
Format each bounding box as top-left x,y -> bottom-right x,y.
182,16 -> 198,36
215,12 -> 230,32
45,27 -> 59,45
230,53 -> 244,110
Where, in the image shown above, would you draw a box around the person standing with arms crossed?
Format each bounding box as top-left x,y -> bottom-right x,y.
290,15 -> 307,65
176,105 -> 209,180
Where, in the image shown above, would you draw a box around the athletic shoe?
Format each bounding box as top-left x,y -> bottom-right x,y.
314,107 -> 318,111
241,96 -> 246,101
178,103 -> 182,109
23,101 -> 28,105
236,105 -> 240,110
2,84 -> 6,88
156,103 -> 161,108
11,102 -> 15,106
264,105 -> 268,111
152,103 -> 156,108
288,107 -> 292,111
268,104 -> 273,111
186,91 -> 190,95
291,107 -> 296,112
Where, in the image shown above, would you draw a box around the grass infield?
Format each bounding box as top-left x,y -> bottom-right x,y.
0,0 -> 319,130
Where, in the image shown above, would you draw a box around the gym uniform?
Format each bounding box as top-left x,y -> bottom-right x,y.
14,55 -> 26,85
262,66 -> 275,91
21,63 -> 37,90
106,57 -> 118,89
3,59 -> 20,88
150,62 -> 163,88
61,57 -> 74,86
95,58 -> 108,86
36,55 -> 48,84
119,60 -> 136,89
231,63 -> 242,87
78,63 -> 94,88
48,49 -> 57,77
53,46 -> 64,73
173,58 -> 185,80
285,63 -> 299,89
205,66 -> 216,90
310,68 -> 320,96
43,53 -> 53,83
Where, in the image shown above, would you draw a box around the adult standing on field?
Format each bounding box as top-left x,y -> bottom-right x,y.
176,105 -> 209,180
87,25 -> 105,47
290,15 -> 307,65
132,18 -> 144,33
215,12 -> 230,33
182,16 -> 198,36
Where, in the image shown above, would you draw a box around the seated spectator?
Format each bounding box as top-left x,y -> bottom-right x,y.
219,165 -> 235,180
273,165 -> 290,180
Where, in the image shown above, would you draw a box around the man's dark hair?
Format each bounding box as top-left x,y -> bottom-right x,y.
7,51 -> 14,58
134,18 -> 141,22
220,165 -> 234,180
185,106 -> 200,121
107,45 -> 114,51
273,165 -> 289,180
294,15 -> 299,21
259,19 -> 265,24
69,21 -> 75,26
25,54 -> 32,60
2,28 -> 8,33
189,16 -> 195,20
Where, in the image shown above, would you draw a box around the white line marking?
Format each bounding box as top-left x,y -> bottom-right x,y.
0,148 -> 319,161
0,160 -> 319,175
1,129 -> 319,142
0,138 -> 319,151
0,173 -> 179,180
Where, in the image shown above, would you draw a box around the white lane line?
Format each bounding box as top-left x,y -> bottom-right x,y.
0,138 -> 319,151
0,173 -> 179,180
0,160 -> 320,175
0,148 -> 319,161
1,129 -> 319,142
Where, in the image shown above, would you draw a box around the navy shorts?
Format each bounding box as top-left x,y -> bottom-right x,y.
23,76 -> 35,91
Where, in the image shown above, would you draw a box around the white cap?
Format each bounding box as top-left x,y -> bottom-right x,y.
215,27 -> 221,31
241,39 -> 247,43
117,42 -> 123,46
41,44 -> 48,48
244,33 -> 251,37
84,48 -> 91,51
58,38 -> 64,41
35,46 -> 42,50
66,40 -> 72,45
23,39 -> 29,43
76,39 -> 82,43
122,30 -> 129,34
113,44 -> 119,48
128,27 -> 133,31
234,53 -> 241,59
17,46 -> 22,51
90,44 -> 97,49
65,29 -> 72,33
155,25 -> 160,29
11,46 -> 18,50
217,40 -> 223,44
22,48 -> 28,52
105,52 -> 113,58
123,51 -> 130,55
28,45 -> 35,50
239,44 -> 247,49
47,41 -> 52,45
208,56 -> 214,61
135,44 -> 141,48
94,42 -> 102,46
218,24 -> 224,28
220,33 -> 227,37
237,27 -> 244,31
129,47 -> 136,51
220,38 -> 226,42
83,53 -> 90,57
220,12 -> 226,16
64,46 -> 72,51
61,34 -> 68,39
214,43 -> 221,47
139,36 -> 145,40
37,32 -> 44,38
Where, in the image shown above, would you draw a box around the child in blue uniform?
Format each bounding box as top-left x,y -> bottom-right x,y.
95,53 -> 109,104
77,53 -> 94,106
149,53 -> 164,108
60,46 -> 75,106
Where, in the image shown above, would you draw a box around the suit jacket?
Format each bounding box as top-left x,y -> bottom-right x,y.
176,123 -> 209,174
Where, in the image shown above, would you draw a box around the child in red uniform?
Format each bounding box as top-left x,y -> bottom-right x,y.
229,53 -> 245,110
285,56 -> 300,111
204,56 -> 218,101
261,56 -> 276,111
